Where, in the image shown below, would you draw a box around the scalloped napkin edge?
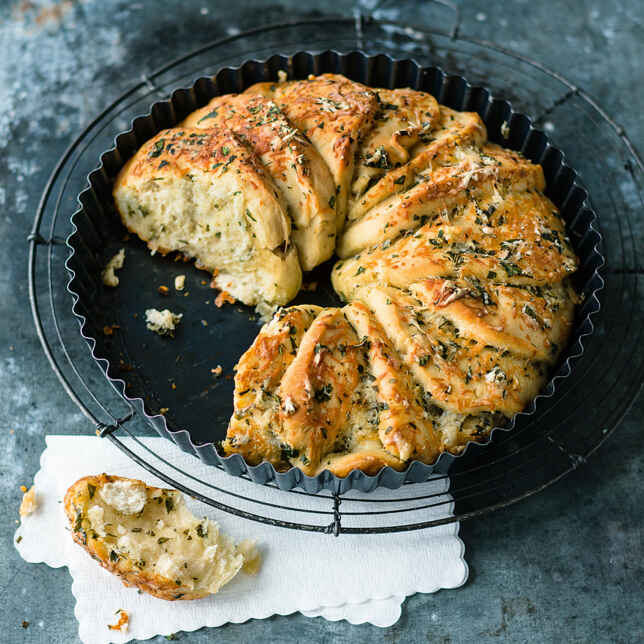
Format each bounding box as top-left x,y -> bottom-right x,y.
15,436 -> 467,643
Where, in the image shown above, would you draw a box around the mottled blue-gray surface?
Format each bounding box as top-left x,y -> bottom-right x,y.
1,1 -> 643,642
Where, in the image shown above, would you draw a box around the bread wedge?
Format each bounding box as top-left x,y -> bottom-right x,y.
113,127 -> 301,308
64,474 -> 246,600
182,93 -> 337,271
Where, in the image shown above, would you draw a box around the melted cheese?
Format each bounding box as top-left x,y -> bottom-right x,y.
84,485 -> 243,596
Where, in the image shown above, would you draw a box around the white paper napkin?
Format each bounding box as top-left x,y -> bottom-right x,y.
15,436 -> 467,643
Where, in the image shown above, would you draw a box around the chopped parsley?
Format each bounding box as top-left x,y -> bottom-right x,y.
148,139 -> 165,158
196,523 -> 208,538
500,261 -> 524,277
197,109 -> 218,123
313,383 -> 333,402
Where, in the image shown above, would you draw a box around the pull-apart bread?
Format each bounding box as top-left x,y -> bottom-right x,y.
113,73 -> 579,476
65,474 -> 256,600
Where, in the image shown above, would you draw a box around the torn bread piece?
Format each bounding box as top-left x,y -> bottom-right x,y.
145,308 -> 182,337
19,485 -> 38,517
101,249 -> 125,287
64,474 -> 254,600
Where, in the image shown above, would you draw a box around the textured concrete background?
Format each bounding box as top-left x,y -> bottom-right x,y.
1,1 -> 643,642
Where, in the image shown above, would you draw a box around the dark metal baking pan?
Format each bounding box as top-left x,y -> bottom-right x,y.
66,51 -> 604,493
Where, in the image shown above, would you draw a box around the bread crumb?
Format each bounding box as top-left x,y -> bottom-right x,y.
103,324 -> 119,336
160,407 -> 169,414
145,309 -> 183,337
158,285 -> 170,296
22,620 -> 29,629
500,120 -> 510,139
201,319 -> 208,327
277,69 -> 288,83
108,609 -> 129,633
101,249 -> 125,287
215,291 -> 235,307
237,539 -> 262,575
174,275 -> 186,291
19,486 -> 37,517
211,365 -> 223,377
255,301 -> 278,323
171,383 -> 177,390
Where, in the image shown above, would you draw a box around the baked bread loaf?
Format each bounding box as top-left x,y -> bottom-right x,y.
64,474 -> 248,600
114,73 -> 579,476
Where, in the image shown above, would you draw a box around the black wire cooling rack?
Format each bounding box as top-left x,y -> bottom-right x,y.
28,6 -> 644,534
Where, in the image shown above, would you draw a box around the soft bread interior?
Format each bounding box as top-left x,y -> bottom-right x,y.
65,475 -> 247,600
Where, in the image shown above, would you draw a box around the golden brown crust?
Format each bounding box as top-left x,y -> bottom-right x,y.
316,445 -> 407,477
347,106 -> 487,222
350,87 -> 441,214
337,143 -> 546,257
223,306 -> 322,467
333,187 -> 577,299
344,302 -> 442,463
245,73 -> 380,230
275,308 -> 366,475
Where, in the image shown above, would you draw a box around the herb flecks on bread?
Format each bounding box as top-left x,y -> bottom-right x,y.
114,74 -> 579,476
64,474 -> 254,600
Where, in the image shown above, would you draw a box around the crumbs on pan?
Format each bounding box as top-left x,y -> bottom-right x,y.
101,249 -> 125,287
174,275 -> 186,291
103,324 -> 120,336
215,291 -> 235,308
145,308 -> 183,337
211,365 -> 223,377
